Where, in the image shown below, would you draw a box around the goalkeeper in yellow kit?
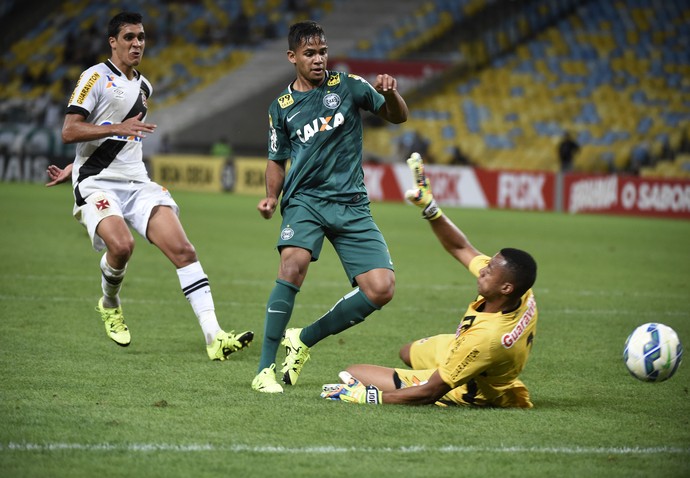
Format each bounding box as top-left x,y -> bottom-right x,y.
321,153 -> 538,407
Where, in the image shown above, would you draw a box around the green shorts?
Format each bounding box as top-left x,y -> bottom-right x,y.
277,195 -> 393,285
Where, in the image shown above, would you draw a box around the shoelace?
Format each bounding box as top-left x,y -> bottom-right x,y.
101,308 -> 127,332
220,334 -> 241,351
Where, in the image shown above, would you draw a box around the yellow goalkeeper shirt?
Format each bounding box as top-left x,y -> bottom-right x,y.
437,254 -> 538,408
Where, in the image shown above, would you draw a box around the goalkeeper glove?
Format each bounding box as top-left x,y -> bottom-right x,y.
404,152 -> 442,220
321,371 -> 382,404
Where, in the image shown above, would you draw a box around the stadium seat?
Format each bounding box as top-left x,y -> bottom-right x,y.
1,0 -> 335,112
359,0 -> 690,171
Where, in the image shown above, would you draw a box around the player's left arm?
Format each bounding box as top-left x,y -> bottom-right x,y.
379,370 -> 451,405
322,369 -> 451,405
374,74 -> 408,124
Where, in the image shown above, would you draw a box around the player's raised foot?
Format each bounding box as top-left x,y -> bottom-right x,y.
96,298 -> 130,347
207,330 -> 254,361
252,364 -> 284,393
280,328 -> 311,385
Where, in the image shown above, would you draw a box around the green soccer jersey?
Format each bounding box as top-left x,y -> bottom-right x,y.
267,71 -> 385,209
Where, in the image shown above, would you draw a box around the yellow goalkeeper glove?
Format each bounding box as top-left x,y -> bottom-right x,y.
321,372 -> 382,404
404,152 -> 442,220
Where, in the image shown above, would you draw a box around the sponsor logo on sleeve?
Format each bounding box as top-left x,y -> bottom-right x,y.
269,114 -> 278,153
68,72 -> 85,104
450,348 -> 480,381
76,72 -> 100,105
347,73 -> 372,87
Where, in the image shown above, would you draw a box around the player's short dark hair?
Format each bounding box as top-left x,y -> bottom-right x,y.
108,12 -> 143,39
288,21 -> 326,51
500,248 -> 537,298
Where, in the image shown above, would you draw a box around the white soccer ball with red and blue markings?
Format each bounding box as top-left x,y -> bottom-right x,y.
624,323 -> 683,382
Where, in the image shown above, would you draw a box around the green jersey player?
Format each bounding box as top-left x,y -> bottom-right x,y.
252,20 -> 409,393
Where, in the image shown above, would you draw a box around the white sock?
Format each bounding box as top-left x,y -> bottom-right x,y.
100,253 -> 126,308
177,261 -> 221,344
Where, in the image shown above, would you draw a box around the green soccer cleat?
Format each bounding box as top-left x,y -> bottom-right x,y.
96,298 -> 131,347
280,328 -> 311,385
251,364 -> 284,393
207,330 -> 254,361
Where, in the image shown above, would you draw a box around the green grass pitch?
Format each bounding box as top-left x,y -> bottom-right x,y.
1,182 -> 689,477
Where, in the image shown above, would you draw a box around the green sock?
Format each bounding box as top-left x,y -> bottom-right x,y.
300,288 -> 380,347
257,279 -> 299,372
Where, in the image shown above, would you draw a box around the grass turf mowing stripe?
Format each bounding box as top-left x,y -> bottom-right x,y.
2,443 -> 689,455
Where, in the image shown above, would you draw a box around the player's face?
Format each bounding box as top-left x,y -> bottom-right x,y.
110,23 -> 146,72
477,253 -> 512,298
288,35 -> 328,86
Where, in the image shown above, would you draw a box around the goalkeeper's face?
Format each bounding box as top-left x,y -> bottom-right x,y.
477,253 -> 513,299
110,23 -> 146,69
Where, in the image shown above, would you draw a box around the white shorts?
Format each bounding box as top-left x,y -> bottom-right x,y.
73,178 -> 179,251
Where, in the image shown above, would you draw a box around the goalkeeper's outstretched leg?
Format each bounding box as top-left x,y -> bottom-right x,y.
344,364 -> 399,391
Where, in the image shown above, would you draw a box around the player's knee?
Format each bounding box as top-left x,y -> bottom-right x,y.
278,261 -> 308,284
161,240 -> 197,267
107,236 -> 135,261
399,343 -> 412,366
364,278 -> 395,307
173,241 -> 198,266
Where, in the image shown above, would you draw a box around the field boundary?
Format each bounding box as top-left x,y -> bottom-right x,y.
2,442 -> 688,455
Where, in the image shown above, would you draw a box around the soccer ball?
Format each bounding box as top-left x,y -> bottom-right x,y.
624,323 -> 683,382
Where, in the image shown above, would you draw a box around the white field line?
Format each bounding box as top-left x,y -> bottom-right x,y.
1,442 -> 688,455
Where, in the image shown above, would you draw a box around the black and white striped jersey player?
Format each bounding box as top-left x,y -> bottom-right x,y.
46,11 -> 253,359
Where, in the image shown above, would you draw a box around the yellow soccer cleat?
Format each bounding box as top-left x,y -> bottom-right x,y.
252,364 -> 284,393
280,328 -> 311,385
207,330 -> 254,361
96,298 -> 131,347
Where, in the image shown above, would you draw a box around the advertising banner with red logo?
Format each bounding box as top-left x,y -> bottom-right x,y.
364,163 -> 689,219
363,163 -> 554,211
564,174 -> 690,219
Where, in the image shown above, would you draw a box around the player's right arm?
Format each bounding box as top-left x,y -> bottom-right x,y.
257,159 -> 286,219
405,153 -> 481,268
45,163 -> 73,187
428,215 -> 481,269
61,112 -> 156,144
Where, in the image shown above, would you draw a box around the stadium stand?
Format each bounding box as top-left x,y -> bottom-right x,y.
358,0 -> 690,177
147,0 -> 420,155
0,0 -> 336,117
3,0 -> 689,179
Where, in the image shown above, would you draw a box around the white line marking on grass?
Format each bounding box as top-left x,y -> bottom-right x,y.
1,442 -> 688,455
